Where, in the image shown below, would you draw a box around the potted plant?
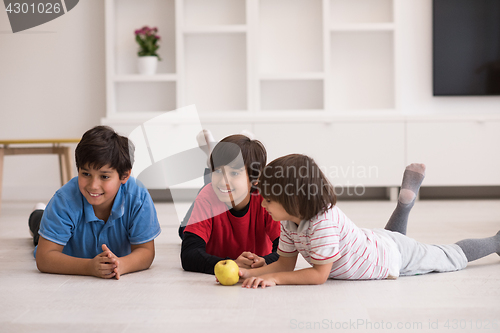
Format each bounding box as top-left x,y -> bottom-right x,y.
135,26 -> 161,75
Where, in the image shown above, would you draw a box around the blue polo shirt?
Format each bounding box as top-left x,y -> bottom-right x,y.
35,177 -> 161,258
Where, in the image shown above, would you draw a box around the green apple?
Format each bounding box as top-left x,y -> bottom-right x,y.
214,259 -> 239,286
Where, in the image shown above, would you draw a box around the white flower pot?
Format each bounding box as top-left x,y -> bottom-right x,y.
137,56 -> 158,75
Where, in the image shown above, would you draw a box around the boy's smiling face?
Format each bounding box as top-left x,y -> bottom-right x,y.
211,165 -> 253,211
78,164 -> 130,220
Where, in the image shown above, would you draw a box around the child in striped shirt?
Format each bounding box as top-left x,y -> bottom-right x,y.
239,154 -> 500,288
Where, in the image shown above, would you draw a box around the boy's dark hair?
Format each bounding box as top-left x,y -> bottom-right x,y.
209,134 -> 267,190
258,154 -> 337,221
75,126 -> 134,179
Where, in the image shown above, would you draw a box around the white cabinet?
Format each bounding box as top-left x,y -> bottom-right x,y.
103,0 -> 400,190
255,120 -> 405,187
407,120 -> 500,186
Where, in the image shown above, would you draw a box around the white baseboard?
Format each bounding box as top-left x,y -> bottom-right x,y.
4,185 -> 499,204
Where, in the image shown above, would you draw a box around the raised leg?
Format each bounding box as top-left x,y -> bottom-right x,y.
384,163 -> 426,235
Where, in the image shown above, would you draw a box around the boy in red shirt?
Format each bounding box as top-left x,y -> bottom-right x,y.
180,135 -> 281,274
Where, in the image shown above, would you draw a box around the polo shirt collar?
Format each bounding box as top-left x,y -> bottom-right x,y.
109,184 -> 126,221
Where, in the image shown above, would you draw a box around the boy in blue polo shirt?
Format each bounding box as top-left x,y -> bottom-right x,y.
28,126 -> 161,279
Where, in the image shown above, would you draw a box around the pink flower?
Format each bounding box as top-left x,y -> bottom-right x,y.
135,25 -> 162,60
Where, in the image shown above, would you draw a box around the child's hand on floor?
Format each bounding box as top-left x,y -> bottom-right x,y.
89,244 -> 117,279
242,274 -> 277,289
235,252 -> 266,269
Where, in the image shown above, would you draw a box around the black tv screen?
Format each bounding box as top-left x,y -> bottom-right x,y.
433,0 -> 500,96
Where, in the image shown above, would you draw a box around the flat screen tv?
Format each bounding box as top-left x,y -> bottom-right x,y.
433,0 -> 500,96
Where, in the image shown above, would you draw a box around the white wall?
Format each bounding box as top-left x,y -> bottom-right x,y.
0,0 -> 499,202
0,1 -> 105,200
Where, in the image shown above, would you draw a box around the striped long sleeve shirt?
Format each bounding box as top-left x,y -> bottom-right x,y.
277,206 -> 400,280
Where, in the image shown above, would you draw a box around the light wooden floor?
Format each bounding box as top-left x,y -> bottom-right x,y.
0,199 -> 499,333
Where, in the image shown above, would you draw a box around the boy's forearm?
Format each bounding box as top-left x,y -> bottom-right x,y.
36,251 -> 92,276
180,247 -> 222,274
246,255 -> 296,277
270,267 -> 329,286
37,246 -> 154,277
246,262 -> 280,277
118,247 -> 155,275
180,232 -> 223,274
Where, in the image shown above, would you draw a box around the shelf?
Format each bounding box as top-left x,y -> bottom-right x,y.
330,23 -> 395,32
107,0 -> 396,116
183,25 -> 247,34
260,72 -> 325,80
104,112 -> 500,125
102,110 -> 407,125
330,0 -> 393,24
183,0 -> 246,26
114,74 -> 177,82
260,80 -> 323,111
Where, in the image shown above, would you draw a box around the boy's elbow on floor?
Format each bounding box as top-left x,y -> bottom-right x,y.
181,261 -> 190,272
310,278 -> 328,286
313,273 -> 330,285
180,260 -> 197,273
316,277 -> 329,285
35,257 -> 49,273
145,250 -> 155,269
180,253 -> 212,274
180,253 -> 193,272
143,258 -> 154,271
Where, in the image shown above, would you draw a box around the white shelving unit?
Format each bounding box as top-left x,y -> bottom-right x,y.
103,0 -> 404,190
104,0 -> 397,117
103,0 -> 500,192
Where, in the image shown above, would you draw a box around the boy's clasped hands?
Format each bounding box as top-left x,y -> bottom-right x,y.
235,251 -> 266,269
90,244 -> 122,280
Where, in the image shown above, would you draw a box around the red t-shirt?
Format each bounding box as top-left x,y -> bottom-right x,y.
184,184 -> 281,259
